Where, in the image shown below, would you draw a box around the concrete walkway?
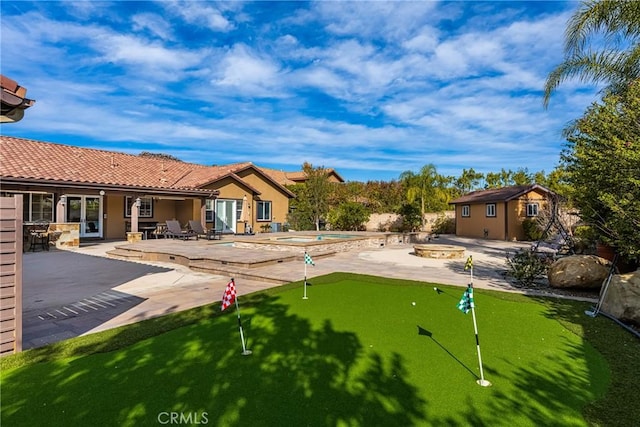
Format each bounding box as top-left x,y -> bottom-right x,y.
21,235 -> 589,350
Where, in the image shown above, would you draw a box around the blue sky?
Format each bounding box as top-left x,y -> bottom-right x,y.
1,1 -> 600,182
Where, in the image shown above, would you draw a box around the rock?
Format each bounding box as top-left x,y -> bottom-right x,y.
601,269 -> 640,326
548,255 -> 611,289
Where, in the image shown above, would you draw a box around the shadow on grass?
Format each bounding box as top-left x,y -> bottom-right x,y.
3,273 -> 635,426
534,297 -> 640,427
417,325 -> 477,379
1,290 -> 429,426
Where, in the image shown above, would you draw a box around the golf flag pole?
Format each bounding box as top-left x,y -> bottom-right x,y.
303,251 -> 314,299
462,256 -> 491,387
234,295 -> 251,356
221,278 -> 251,356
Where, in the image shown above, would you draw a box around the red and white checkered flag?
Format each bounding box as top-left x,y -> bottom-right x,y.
221,279 -> 236,311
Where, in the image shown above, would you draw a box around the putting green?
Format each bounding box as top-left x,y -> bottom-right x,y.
1,276 -> 609,426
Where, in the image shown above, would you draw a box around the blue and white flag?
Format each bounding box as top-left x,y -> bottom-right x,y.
304,252 -> 315,266
457,286 -> 474,314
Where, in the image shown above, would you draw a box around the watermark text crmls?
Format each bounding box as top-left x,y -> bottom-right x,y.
157,412 -> 209,425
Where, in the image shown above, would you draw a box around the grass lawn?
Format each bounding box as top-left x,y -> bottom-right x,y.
1,273 -> 638,426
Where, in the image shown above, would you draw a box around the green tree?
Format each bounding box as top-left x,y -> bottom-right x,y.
534,167 -> 573,199
562,80 -> 640,260
544,0 -> 640,107
302,162 -> 333,231
286,183 -> 315,231
399,164 -> 450,230
363,180 -> 404,213
139,152 -> 183,162
454,168 -> 484,195
285,163 -> 335,231
327,202 -> 370,231
397,203 -> 422,232
512,167 -> 533,185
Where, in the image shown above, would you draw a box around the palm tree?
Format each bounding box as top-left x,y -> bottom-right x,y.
399,164 -> 448,231
543,0 -> 640,107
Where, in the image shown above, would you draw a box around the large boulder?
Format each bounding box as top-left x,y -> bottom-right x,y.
548,255 -> 611,289
601,269 -> 640,326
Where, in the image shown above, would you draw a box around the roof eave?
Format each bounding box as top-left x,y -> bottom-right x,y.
0,177 -> 219,197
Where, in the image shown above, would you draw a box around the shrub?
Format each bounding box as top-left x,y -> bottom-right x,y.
432,214 -> 455,234
327,202 -> 369,231
397,203 -> 421,232
522,218 -> 545,241
573,225 -> 597,254
505,249 -> 553,287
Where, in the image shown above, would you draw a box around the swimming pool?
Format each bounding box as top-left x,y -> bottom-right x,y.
232,233 -> 404,253
275,234 -> 358,242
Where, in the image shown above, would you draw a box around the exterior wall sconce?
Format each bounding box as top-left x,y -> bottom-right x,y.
99,190 -> 105,196
135,197 -> 141,208
59,195 -> 66,206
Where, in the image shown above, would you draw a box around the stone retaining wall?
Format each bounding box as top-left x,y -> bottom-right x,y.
234,234 -> 409,253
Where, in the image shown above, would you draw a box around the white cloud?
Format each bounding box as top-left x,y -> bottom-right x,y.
131,13 -> 173,40
0,1 -> 604,182
92,35 -> 203,71
212,44 -> 284,96
163,0 -> 235,32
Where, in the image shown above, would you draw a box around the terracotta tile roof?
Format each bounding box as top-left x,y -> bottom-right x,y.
0,136 -> 295,197
0,136 -> 212,193
260,167 -> 345,185
1,75 -> 35,123
450,184 -> 552,204
259,167 -> 296,185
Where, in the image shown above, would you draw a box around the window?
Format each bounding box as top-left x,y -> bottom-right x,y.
256,201 -> 271,221
1,191 -> 53,222
486,203 -> 496,217
461,205 -> 470,217
526,203 -> 539,217
205,199 -> 215,222
236,200 -> 243,221
125,196 -> 153,218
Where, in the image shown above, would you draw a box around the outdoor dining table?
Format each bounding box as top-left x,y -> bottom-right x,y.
23,222 -> 50,252
139,226 -> 157,240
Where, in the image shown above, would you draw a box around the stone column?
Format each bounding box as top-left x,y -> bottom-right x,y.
56,195 -> 66,223
200,200 -> 207,229
131,197 -> 139,233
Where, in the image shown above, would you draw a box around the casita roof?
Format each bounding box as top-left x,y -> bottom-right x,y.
450,184 -> 553,204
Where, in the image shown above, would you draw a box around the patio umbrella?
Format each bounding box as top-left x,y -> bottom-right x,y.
240,195 -> 250,224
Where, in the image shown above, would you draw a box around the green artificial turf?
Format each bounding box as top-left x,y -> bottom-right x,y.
1,273 -> 638,426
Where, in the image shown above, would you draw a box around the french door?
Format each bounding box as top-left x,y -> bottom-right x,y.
66,195 -> 103,237
215,199 -> 237,233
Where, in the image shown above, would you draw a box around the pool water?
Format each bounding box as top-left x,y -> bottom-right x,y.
276,234 -> 357,242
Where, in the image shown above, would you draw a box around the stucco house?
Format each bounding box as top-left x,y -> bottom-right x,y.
0,136 -> 297,240
450,184 -> 554,241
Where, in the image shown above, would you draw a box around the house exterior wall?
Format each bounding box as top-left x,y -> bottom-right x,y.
103,195 -> 201,239
455,202 -> 507,240
507,189 -> 549,241
455,188 -> 550,241
234,170 -> 291,230
201,178 -> 249,232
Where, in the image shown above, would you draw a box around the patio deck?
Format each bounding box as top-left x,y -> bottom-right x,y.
107,238 -> 338,284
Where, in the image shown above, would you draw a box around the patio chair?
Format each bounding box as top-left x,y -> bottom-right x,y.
164,220 -> 198,240
188,220 -> 221,240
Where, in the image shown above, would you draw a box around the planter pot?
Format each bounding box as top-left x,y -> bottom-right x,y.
596,242 -> 638,273
596,242 -> 616,262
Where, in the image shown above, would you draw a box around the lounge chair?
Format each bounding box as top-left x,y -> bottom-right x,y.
164,220 -> 198,240
188,220 -> 221,240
